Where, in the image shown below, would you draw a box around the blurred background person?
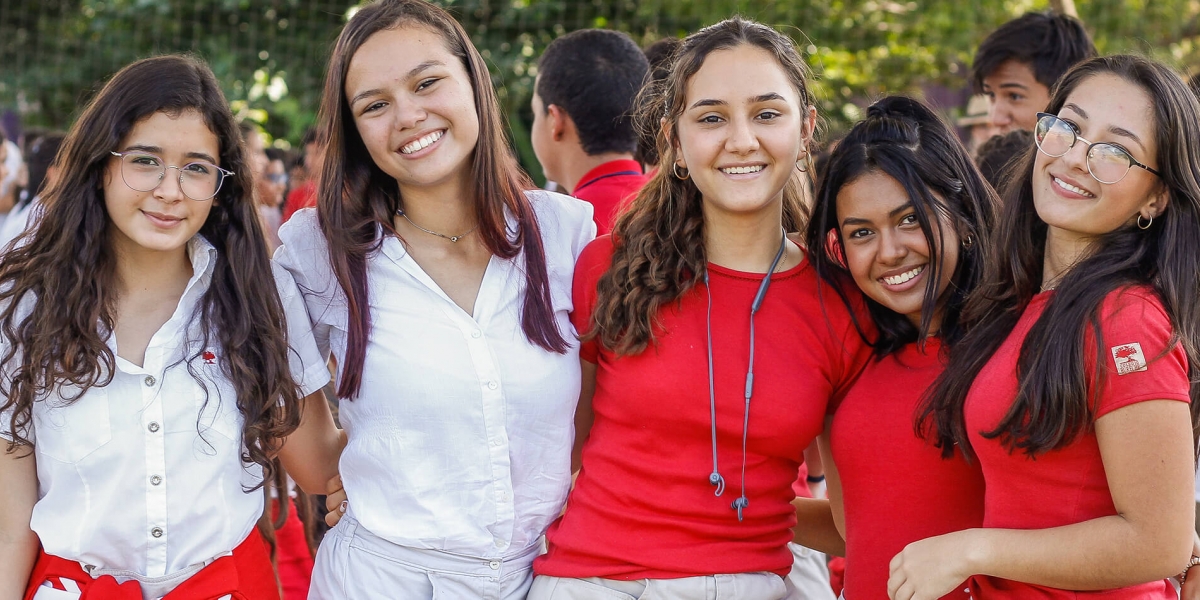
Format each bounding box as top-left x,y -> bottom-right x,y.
531,29 -> 650,235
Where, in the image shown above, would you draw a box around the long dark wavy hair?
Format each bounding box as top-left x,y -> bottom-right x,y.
589,18 -> 813,355
317,0 -> 567,399
0,55 -> 302,481
806,96 -> 999,359
922,55 -> 1200,457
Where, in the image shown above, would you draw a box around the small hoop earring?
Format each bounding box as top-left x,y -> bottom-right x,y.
673,163 -> 689,180
962,234 -> 975,248
795,162 -> 808,173
1137,214 -> 1153,230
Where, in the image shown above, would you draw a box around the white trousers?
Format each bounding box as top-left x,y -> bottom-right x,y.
308,515 -> 537,600
528,571 -> 798,600
784,543 -> 836,600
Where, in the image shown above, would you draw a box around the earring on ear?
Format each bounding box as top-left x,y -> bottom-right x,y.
962,234 -> 975,248
1137,214 -> 1153,230
796,147 -> 810,173
672,163 -> 690,180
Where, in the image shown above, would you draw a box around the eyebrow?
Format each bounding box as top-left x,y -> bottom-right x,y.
688,92 -> 789,111
840,203 -> 913,228
1062,103 -> 1147,152
349,59 -> 445,108
123,145 -> 219,165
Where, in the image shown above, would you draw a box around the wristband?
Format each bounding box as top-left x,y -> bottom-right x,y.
1181,555 -> 1200,583
805,474 -> 826,483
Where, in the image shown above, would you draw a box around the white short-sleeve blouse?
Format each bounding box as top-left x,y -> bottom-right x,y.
0,236 -> 330,577
274,191 -> 595,558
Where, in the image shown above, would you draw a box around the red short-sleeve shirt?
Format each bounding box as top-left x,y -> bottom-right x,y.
966,287 -> 1189,599
570,159 -> 649,236
535,236 -> 872,579
831,337 -> 984,600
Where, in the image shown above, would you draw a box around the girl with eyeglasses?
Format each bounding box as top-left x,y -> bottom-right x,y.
528,19 -> 870,600
888,55 -> 1200,600
802,96 -> 996,600
0,55 -> 343,600
272,1 -> 595,597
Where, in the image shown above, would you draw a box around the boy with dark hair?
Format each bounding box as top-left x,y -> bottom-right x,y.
532,29 -> 650,234
972,11 -> 1095,133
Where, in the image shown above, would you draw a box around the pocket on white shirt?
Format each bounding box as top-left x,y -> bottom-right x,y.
33,388 -> 112,463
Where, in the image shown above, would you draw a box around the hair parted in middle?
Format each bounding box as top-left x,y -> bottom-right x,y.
923,55 -> 1200,458
0,54 -> 302,481
586,17 -> 814,356
316,0 -> 568,400
806,96 -> 999,360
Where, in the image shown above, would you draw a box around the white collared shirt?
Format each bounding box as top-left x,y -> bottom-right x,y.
0,236 -> 330,577
274,191 -> 594,557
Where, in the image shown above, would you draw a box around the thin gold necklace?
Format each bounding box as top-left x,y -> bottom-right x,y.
396,209 -> 478,243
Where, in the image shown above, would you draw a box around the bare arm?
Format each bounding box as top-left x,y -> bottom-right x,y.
277,389 -> 346,496
0,445 -> 38,600
792,416 -> 846,556
889,400 -> 1195,599
817,416 -> 846,539
572,359 -> 597,473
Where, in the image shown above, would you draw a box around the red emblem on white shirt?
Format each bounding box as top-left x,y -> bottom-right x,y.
202,350 -> 216,365
1110,342 -> 1147,375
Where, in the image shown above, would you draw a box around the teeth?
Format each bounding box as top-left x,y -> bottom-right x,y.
401,130 -> 444,154
1054,177 -> 1094,197
883,265 -> 924,286
720,165 -> 764,175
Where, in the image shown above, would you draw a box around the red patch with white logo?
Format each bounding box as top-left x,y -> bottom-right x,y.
1110,342 -> 1147,375
202,350 -> 216,365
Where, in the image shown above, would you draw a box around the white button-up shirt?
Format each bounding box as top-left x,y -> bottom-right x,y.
275,191 -> 594,557
0,236 -> 330,577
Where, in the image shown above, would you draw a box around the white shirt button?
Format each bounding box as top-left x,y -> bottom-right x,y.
471,330 -> 482,339
144,375 -> 156,387
148,422 -> 160,433
494,538 -> 504,548
150,475 -> 162,486
487,381 -> 498,390
150,527 -> 164,538
488,561 -> 500,570
492,439 -> 502,447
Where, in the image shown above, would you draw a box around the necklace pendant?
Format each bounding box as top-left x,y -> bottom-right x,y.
449,235 -> 460,242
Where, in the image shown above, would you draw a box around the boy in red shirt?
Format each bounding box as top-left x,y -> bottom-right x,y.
530,29 -> 649,235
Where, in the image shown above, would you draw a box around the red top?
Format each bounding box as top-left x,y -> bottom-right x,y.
831,337 -> 983,600
282,180 -> 317,224
570,159 -> 648,235
966,287 -> 1189,599
536,236 -> 872,579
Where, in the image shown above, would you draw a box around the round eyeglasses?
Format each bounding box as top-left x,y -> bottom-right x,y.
109,151 -> 234,201
1034,113 -> 1160,185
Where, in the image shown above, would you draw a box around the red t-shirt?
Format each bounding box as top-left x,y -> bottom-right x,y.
966,287 -> 1189,599
831,337 -> 983,600
535,236 -> 872,579
570,159 -> 649,236
282,180 -> 317,224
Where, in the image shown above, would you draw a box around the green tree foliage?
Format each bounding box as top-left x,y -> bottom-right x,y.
3,0 -> 1199,166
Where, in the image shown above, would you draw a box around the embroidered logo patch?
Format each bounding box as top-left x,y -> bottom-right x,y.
202,350 -> 216,365
1110,342 -> 1148,375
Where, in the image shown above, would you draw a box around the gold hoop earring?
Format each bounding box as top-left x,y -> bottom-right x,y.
673,163 -> 689,180
1137,214 -> 1153,230
795,162 -> 808,173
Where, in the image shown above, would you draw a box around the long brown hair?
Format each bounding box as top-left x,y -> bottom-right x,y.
316,0 -> 567,399
589,18 -> 813,356
0,55 -> 303,481
921,55 -> 1200,457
